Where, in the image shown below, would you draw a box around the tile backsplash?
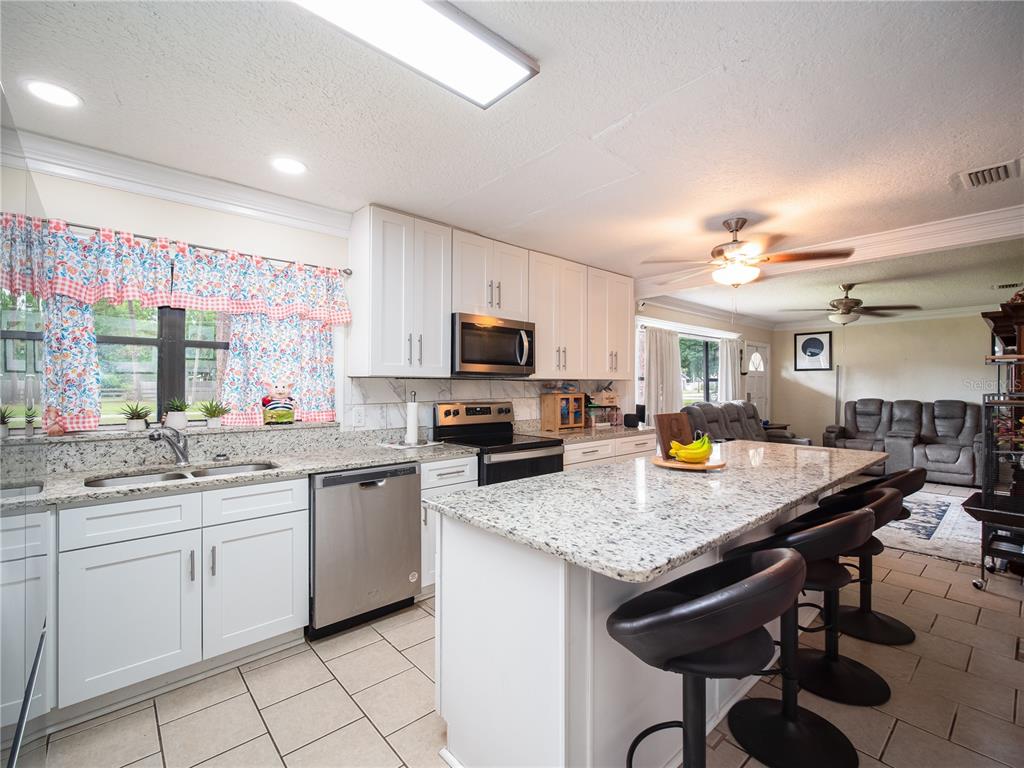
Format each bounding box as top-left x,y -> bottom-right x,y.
343,377 -> 635,431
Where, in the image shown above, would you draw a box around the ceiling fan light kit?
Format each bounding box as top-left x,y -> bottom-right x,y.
828,311 -> 859,325
712,262 -> 761,287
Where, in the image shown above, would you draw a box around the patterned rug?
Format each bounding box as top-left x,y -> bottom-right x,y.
876,492 -> 982,564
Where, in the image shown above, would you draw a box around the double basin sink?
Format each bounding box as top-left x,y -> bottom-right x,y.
85,463 -> 277,488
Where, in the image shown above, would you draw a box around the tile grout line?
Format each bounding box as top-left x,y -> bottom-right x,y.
190,733 -> 267,768
47,698 -> 157,746
237,662 -> 282,761
157,689 -> 250,728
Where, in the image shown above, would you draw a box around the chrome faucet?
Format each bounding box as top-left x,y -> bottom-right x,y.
149,426 -> 189,466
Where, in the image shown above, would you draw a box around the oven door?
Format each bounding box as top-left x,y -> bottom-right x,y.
480,446 -> 564,485
453,313 -> 535,376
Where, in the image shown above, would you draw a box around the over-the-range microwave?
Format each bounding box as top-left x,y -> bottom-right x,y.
452,313 -> 535,377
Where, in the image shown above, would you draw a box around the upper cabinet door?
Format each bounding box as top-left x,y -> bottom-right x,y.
452,230 -> 493,316
606,272 -> 634,380
586,268 -> 611,378
558,260 -> 588,378
413,220 -> 453,377
492,242 -> 529,321
528,252 -> 561,379
371,208 -> 417,376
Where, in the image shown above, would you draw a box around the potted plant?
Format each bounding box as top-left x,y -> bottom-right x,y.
23,406 -> 38,438
164,398 -> 189,430
120,401 -> 153,432
197,400 -> 231,428
0,406 -> 11,439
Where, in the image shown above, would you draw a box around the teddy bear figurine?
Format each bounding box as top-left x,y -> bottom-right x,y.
261,380 -> 296,425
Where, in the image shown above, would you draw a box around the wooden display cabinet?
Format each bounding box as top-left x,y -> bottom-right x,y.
541,393 -> 586,432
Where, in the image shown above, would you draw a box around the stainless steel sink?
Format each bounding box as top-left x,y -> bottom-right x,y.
191,463 -> 276,477
0,483 -> 43,498
85,472 -> 191,488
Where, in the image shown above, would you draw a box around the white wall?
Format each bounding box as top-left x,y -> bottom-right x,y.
771,313 -> 993,444
2,167 -> 348,268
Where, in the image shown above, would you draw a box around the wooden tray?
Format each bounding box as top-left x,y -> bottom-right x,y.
652,456 -> 726,472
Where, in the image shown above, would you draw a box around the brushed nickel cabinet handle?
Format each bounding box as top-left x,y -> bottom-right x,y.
488,280 -> 494,307
407,334 -> 413,365
189,550 -> 195,582
418,334 -> 423,366
496,281 -> 502,308
562,347 -> 567,369
211,545 -> 217,576
556,347 -> 561,370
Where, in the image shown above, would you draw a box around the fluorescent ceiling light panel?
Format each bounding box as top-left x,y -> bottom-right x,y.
294,0 -> 537,108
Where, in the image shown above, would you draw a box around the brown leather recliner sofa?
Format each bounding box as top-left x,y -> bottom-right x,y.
823,398 -> 982,485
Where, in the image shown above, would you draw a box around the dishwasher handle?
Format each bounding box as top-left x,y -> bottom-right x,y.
315,463 -> 418,489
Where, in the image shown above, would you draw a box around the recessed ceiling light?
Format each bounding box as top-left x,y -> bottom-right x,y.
270,157 -> 307,175
294,0 -> 538,108
24,80 -> 82,108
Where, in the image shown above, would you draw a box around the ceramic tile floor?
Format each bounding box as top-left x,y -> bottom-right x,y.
19,552 -> 1024,768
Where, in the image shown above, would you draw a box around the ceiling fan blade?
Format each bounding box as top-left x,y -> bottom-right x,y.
855,310 -> 898,317
643,258 -> 710,265
780,308 -> 828,312
858,304 -> 922,311
656,266 -> 714,285
764,249 -> 854,263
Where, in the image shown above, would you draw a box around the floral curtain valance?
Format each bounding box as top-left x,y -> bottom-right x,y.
2,212 -> 349,431
1,214 -> 352,322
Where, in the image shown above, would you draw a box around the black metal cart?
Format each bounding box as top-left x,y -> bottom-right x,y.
962,492 -> 1024,590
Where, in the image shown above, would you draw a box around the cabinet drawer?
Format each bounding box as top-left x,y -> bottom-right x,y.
2,511 -> 50,561
420,457 -> 478,490
564,441 -> 614,466
60,494 -> 202,552
614,435 -> 658,456
202,479 -> 308,527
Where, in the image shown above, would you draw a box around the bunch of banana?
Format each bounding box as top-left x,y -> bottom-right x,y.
668,434 -> 713,463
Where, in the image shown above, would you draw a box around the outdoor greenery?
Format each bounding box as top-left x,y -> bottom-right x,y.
679,336 -> 719,404
23,407 -> 38,424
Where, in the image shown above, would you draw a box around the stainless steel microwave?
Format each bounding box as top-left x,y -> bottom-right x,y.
452,313 -> 535,376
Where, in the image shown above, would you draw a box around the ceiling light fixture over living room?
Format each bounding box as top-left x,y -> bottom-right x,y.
711,262 -> 760,287
293,0 -> 538,108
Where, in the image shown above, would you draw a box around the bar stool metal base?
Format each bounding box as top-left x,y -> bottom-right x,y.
837,605 -> 916,646
797,648 -> 891,706
728,698 -> 858,768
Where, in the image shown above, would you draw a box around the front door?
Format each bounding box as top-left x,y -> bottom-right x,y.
745,342 -> 770,419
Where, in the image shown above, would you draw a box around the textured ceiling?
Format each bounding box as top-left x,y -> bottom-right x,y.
668,238 -> 1024,324
1,1 -> 1022,279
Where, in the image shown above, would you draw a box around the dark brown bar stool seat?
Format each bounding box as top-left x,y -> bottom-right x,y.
817,468 -> 927,644
607,549 -> 806,768
725,509 -> 876,768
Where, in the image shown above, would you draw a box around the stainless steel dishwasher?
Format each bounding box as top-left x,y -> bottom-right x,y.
310,463 -> 421,636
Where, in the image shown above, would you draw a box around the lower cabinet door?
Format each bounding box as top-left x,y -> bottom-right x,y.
202,510 -> 309,659
58,530 -> 202,707
2,556 -> 49,727
419,481 -> 477,590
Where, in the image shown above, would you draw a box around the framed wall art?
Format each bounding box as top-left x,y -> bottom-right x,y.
794,331 -> 832,371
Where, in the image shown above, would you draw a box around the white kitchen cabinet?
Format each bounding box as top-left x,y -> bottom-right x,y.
420,456 -> 478,590
347,206 -> 452,377
202,510 -> 308,658
1,556 -> 49,727
564,436 -> 657,470
453,231 -> 529,321
586,267 -> 634,380
58,530 -> 203,707
529,251 -> 587,378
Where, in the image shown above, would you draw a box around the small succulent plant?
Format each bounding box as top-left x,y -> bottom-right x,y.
197,400 -> 231,418
0,405 -> 12,425
120,401 -> 153,421
164,397 -> 190,413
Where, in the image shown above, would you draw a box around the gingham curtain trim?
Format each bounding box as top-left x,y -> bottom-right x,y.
220,409 -> 336,426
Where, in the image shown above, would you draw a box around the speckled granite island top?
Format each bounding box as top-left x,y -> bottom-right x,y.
424,440 -> 885,583
4,443 -> 477,511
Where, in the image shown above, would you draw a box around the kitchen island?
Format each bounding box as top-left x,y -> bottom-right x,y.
423,440 -> 884,768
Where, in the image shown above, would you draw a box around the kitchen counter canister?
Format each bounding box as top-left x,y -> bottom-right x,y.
2,443 -> 478,512
424,439 -> 884,583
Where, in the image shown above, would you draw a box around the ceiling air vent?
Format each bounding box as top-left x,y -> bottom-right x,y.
992,281 -> 1023,291
957,158 -> 1021,189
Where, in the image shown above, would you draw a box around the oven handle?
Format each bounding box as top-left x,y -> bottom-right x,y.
482,446 -> 564,464
516,329 -> 530,367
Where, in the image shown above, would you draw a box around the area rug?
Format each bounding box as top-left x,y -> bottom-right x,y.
876,491 -> 982,565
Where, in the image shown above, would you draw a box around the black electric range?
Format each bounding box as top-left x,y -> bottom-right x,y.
434,401 -> 563,485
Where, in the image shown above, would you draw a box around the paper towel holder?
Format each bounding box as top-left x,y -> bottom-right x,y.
399,390 -> 430,447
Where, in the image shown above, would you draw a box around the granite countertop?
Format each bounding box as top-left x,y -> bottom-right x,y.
518,425 -> 656,445
424,440 -> 885,583
2,443 -> 477,512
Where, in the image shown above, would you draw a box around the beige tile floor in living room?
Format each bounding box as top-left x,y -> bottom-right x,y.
18,555 -> 1024,768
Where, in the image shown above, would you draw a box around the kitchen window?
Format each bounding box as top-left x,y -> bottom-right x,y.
635,322 -> 721,408
0,291 -> 229,427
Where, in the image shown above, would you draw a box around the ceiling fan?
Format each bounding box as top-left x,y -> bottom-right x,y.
648,217 -> 854,287
783,283 -> 922,325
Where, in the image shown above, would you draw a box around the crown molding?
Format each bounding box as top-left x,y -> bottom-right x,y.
637,203 -> 1024,298
771,303 -> 997,331
0,129 -> 352,237
639,296 -> 776,330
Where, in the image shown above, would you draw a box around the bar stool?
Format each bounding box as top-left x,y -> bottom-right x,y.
725,509 -> 875,768
818,468 -> 926,644
607,549 -> 805,768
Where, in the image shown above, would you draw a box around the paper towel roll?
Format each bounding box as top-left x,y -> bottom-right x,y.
405,401 -> 418,445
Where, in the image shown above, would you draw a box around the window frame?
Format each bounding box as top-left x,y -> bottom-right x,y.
0,305 -> 230,430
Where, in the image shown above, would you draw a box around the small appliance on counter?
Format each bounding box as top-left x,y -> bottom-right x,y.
435,401 -> 563,484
